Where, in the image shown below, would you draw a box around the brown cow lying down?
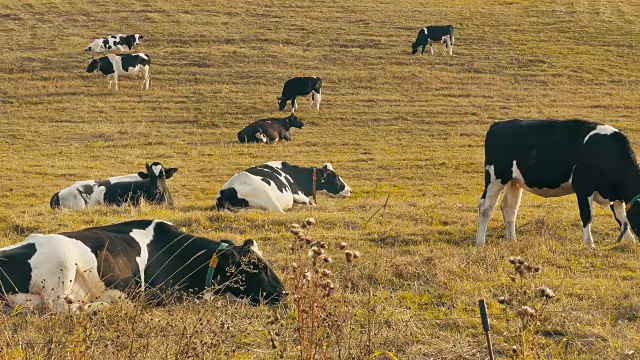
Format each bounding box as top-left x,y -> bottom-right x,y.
237,114 -> 304,143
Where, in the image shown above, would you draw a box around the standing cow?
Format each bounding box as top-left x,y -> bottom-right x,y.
0,220 -> 285,313
86,53 -> 151,91
237,114 -> 304,143
216,161 -> 351,212
278,77 -> 322,113
84,34 -> 144,52
411,25 -> 455,55
476,119 -> 640,247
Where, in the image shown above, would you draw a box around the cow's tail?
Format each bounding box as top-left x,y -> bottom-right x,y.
216,188 -> 233,211
50,192 -> 61,209
449,26 -> 455,45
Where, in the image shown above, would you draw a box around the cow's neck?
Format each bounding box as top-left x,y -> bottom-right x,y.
621,170 -> 640,202
151,234 -> 223,295
275,118 -> 290,130
283,165 -> 315,196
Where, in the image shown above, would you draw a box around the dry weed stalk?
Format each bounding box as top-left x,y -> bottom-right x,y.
497,256 -> 558,359
268,218 -> 362,360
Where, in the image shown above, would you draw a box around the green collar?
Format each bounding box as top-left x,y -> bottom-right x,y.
626,194 -> 640,213
205,243 -> 229,289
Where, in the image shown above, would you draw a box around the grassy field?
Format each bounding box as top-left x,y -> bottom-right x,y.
1,0 -> 640,358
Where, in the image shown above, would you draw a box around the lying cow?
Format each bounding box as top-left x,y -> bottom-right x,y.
237,114 -> 304,143
411,25 -> 455,55
0,220 -> 284,313
84,34 -> 144,52
278,77 -> 322,113
86,53 -> 150,91
476,119 -> 640,247
216,161 -> 351,213
50,162 -> 177,210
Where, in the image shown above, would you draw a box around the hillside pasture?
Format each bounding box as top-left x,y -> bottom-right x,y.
1,0 -> 640,358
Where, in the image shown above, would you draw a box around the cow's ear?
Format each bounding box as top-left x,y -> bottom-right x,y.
321,163 -> 335,171
242,239 -> 262,257
315,166 -> 328,180
277,96 -> 283,100
137,172 -> 149,179
165,168 -> 178,179
221,239 -> 235,246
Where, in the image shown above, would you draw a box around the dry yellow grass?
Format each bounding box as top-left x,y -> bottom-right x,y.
1,0 -> 640,358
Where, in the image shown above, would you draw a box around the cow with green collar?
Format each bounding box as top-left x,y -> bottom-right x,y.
0,220 -> 284,313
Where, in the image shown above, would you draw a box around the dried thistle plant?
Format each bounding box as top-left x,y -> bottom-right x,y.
268,218 -> 362,360
497,256 -> 558,359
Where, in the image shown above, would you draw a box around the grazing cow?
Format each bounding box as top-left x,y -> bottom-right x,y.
0,220 -> 285,313
86,53 -> 150,91
476,119 -> 640,247
278,77 -> 322,113
216,161 -> 352,213
50,162 -> 178,210
411,25 -> 455,55
84,34 -> 144,52
237,114 -> 304,143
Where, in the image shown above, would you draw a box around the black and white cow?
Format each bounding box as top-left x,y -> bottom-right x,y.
216,161 -> 352,213
237,114 -> 305,143
86,53 -> 150,91
411,25 -> 455,55
50,162 -> 178,210
476,119 -> 640,247
84,34 -> 144,52
0,220 -> 285,313
278,77 -> 322,113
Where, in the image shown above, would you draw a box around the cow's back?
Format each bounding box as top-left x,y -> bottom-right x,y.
485,119 -> 599,183
59,223 -> 149,290
220,164 -> 295,211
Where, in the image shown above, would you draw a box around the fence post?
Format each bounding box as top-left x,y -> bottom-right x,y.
478,299 -> 495,360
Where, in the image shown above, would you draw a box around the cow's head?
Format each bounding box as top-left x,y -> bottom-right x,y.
285,114 -> 304,129
138,163 -> 178,180
316,163 -> 352,198
411,42 -> 420,55
86,58 -> 100,73
141,162 -> 176,206
277,97 -> 287,111
626,202 -> 640,240
214,239 -> 285,306
134,34 -> 144,46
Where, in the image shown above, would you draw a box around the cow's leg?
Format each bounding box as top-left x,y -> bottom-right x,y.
476,167 -> 505,246
420,44 -> 426,55
577,194 -> 595,247
38,263 -> 80,314
429,42 -> 435,55
107,75 -> 113,90
315,90 -> 321,111
308,93 -> 314,109
143,66 -> 150,90
292,97 -> 298,111
501,181 -> 523,241
449,35 -> 454,55
611,201 -> 636,243
83,289 -> 130,312
292,192 -> 312,205
255,132 -> 268,143
88,186 -> 107,207
113,73 -> 119,91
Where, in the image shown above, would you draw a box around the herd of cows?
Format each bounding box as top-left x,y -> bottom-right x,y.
1,25 -> 639,314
